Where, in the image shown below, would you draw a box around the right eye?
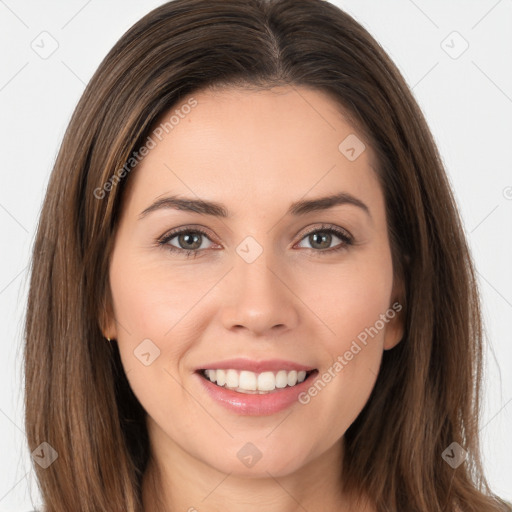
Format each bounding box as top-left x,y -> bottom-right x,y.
157,227 -> 218,258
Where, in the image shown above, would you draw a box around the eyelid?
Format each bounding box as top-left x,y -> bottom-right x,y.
157,224 -> 219,245
293,223 -> 353,246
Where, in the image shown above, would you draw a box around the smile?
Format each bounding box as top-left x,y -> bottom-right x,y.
195,364 -> 319,415
200,368 -> 314,394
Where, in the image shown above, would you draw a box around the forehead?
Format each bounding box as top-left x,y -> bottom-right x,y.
121,85 -> 383,220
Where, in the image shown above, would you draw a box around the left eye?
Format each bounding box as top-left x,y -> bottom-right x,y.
295,227 -> 352,251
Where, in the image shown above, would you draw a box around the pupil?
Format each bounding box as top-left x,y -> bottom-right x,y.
311,232 -> 331,249
180,232 -> 201,250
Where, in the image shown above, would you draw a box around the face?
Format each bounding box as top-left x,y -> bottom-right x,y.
104,85 -> 404,478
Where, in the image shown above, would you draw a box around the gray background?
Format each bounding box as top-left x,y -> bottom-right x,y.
0,0 -> 510,509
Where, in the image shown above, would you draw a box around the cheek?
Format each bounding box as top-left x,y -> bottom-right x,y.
108,245 -> 232,416
292,249 -> 394,431
109,246 -> 215,345
107,248 -> 193,384
108,256 -> 196,429
296,247 -> 394,353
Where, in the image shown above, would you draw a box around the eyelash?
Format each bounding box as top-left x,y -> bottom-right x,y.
157,223 -> 354,258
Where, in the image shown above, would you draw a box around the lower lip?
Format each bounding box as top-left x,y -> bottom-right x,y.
195,370 -> 318,416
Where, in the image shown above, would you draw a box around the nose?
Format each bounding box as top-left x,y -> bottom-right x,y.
219,248 -> 300,337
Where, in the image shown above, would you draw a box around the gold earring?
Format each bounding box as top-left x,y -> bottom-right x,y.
106,337 -> 111,342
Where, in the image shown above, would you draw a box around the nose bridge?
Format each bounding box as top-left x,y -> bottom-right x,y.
219,236 -> 299,335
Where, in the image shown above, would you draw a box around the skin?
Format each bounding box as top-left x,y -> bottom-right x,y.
103,85 -> 404,512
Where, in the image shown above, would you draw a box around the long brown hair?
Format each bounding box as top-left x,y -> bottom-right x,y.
24,1 -> 511,511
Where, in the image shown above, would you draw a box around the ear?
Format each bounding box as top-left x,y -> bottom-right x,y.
99,287 -> 118,340
383,278 -> 406,350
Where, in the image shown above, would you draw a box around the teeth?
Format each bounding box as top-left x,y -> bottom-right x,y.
257,371 -> 275,391
202,368 -> 310,393
225,369 -> 238,388
239,370 -> 257,391
275,370 -> 288,388
216,369 -> 226,386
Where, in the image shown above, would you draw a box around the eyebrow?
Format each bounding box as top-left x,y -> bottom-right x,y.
138,192 -> 371,220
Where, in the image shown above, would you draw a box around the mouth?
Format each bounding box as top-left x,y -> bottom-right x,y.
197,368 -> 318,394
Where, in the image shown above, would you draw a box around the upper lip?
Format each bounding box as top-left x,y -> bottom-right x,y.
197,358 -> 316,373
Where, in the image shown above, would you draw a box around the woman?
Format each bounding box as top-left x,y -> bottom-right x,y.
24,0 -> 511,510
